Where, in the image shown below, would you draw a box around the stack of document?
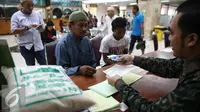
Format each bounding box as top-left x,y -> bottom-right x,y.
89,80 -> 118,97
84,90 -> 120,112
87,65 -> 143,111
104,64 -> 142,77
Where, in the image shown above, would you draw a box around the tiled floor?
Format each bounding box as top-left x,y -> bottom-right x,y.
0,35 -> 165,67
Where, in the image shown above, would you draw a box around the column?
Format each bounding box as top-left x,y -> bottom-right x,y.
138,0 -> 162,38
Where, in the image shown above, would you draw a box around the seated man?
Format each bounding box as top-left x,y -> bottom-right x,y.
100,17 -> 130,65
107,1 -> 200,112
55,11 -> 97,76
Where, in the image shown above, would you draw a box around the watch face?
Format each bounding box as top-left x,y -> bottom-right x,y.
108,55 -> 120,62
25,26 -> 29,30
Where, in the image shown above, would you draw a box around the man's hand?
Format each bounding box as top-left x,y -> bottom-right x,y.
117,54 -> 134,65
36,24 -> 45,32
107,75 -> 121,87
36,24 -> 43,30
79,66 -> 96,76
28,24 -> 37,29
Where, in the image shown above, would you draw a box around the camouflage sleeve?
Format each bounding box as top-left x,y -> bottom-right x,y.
115,79 -> 200,112
133,56 -> 184,78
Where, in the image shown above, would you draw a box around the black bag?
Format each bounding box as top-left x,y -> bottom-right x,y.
136,40 -> 146,50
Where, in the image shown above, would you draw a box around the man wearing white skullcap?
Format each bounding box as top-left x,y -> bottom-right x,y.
99,7 -> 118,35
10,0 -> 46,65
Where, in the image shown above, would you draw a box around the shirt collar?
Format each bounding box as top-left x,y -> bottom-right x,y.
69,32 -> 84,42
108,15 -> 116,20
135,12 -> 140,17
183,56 -> 200,74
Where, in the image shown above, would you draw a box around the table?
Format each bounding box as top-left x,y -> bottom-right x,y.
70,49 -> 179,111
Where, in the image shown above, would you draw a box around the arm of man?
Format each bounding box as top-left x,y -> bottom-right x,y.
88,39 -> 97,68
115,77 -> 200,112
123,49 -> 128,54
123,36 -> 130,54
140,23 -> 144,38
133,56 -> 183,78
102,53 -> 115,65
140,15 -> 145,38
91,49 -> 97,68
11,14 -> 27,34
56,42 -> 80,76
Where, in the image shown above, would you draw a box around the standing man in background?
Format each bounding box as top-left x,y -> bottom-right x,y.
129,5 -> 145,54
11,0 -> 46,65
94,16 -> 98,27
99,7 -> 118,35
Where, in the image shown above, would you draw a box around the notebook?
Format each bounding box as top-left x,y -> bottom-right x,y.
84,90 -> 120,112
122,72 -> 143,85
89,73 -> 143,97
88,80 -> 118,97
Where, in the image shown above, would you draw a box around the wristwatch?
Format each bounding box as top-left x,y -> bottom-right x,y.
25,26 -> 30,30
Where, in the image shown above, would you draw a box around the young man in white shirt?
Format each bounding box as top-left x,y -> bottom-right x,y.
100,17 -> 130,65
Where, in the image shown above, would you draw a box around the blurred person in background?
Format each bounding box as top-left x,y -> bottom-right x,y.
41,21 -> 57,44
11,0 -> 46,65
99,7 -> 118,35
129,5 -> 145,54
94,16 -> 98,27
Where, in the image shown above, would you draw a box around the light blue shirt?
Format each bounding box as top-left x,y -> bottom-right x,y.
11,10 -> 45,51
55,33 -> 97,76
132,12 -> 144,36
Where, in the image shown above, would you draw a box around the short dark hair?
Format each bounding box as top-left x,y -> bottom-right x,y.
176,0 -> 200,41
112,17 -> 127,30
47,21 -> 54,26
133,5 -> 139,11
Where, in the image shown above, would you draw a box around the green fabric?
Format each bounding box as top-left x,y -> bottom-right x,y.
69,11 -> 89,22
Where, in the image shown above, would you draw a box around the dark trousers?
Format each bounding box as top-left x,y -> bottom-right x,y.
20,46 -> 46,65
129,35 -> 144,54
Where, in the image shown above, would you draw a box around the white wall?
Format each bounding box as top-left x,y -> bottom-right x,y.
96,4 -> 108,26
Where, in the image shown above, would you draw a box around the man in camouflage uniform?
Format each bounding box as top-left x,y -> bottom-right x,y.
107,0 -> 200,112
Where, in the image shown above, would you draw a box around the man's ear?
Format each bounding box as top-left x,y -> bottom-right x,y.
21,3 -> 23,7
68,23 -> 72,29
112,28 -> 115,32
187,33 -> 198,47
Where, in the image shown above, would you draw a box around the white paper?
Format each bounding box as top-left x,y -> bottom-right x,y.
104,64 -> 136,77
107,55 -> 120,61
160,48 -> 173,52
120,102 -> 128,111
